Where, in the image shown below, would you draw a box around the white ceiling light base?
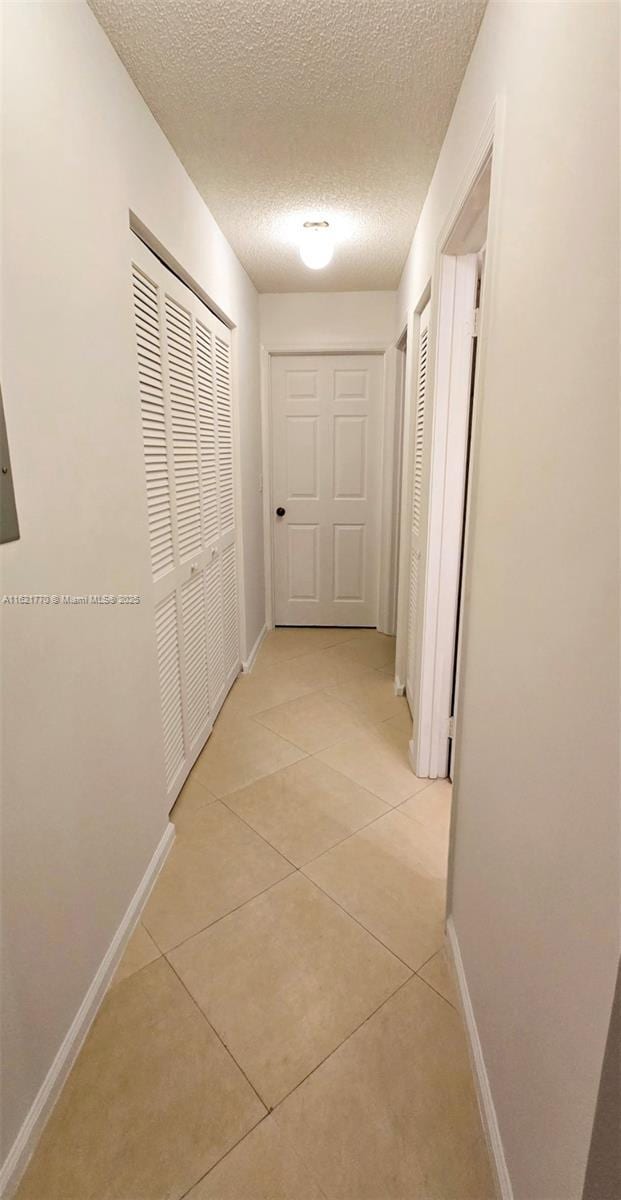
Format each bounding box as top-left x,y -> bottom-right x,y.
300,221 -> 334,270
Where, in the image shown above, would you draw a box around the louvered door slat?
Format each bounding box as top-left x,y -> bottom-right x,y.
180,573 -> 210,744
221,542 -> 239,676
132,265 -> 174,581
155,592 -> 185,787
165,296 -> 202,563
412,325 -> 428,538
406,303 -> 430,709
215,335 -> 234,536
407,552 -> 419,682
196,320 -> 219,545
204,555 -> 225,709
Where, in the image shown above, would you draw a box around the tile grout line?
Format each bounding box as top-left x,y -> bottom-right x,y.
253,629 -> 394,669
268,969 -> 415,1113
298,865 -> 436,976
158,826 -> 432,981
247,657 -> 386,687
161,794 -> 437,965
108,945 -> 163,991
413,970 -> 457,1011
199,741 -> 435,821
198,640 -> 399,771
193,682 -> 402,796
168,734 -> 444,970
219,672 -> 389,746
105,905 -> 451,1196
250,695 -> 387,749
199,753 -> 310,799
229,798 -> 394,870
164,896 -> 414,1141
165,954 -> 272,1113
225,647 -> 394,717
302,746 -> 436,808
139,920 -> 166,957
216,797 -> 301,871
184,950 -> 415,1194
183,796 -> 445,980
165,902 -> 415,1198
176,1111 -> 272,1200
176,1106 -> 331,1200
168,635 -> 401,1200
155,863 -> 297,957
31,635 -> 464,1200
217,775 -> 393,866
159,728 -> 445,985
193,734 -> 420,828
415,946 -> 445,974
163,643 -> 450,1190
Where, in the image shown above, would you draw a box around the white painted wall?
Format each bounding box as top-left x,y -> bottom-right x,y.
259,290 -> 396,349
398,3 -> 619,1197
1,0 -> 264,1166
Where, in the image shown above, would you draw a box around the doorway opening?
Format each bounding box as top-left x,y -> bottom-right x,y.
397,148 -> 493,780
447,256 -> 484,779
263,348 -> 402,633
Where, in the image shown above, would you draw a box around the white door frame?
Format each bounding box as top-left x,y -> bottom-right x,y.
414,253 -> 479,777
260,339 -> 398,632
395,101 -> 505,777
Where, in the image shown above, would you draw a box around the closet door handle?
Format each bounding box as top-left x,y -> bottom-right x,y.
276,506 -> 286,517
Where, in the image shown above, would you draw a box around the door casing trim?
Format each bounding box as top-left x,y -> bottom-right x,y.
393,100 -> 505,787
260,341 -> 399,633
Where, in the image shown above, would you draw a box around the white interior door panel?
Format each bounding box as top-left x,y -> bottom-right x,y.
271,354 -> 383,626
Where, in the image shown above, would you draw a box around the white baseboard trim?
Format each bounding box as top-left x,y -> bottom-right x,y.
0,821 -> 175,1200
446,916 -> 513,1200
241,623 -> 268,673
394,677 -> 406,696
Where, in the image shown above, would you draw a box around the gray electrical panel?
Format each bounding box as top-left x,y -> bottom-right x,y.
1,384 -> 20,544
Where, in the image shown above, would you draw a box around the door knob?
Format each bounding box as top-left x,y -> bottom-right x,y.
276,506 -> 286,517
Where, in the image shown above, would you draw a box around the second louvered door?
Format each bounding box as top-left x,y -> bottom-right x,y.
406,302 -> 430,713
131,235 -> 239,807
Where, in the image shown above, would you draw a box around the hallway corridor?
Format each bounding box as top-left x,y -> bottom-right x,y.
16,630 -> 494,1200
4,3 -> 619,1195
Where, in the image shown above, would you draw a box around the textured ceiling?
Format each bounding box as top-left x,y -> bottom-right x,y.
89,0 -> 486,292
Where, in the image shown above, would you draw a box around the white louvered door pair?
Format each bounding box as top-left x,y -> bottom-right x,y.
131,235 -> 239,807
405,302 -> 430,713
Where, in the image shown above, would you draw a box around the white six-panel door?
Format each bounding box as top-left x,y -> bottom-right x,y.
271,354 -> 383,626
131,235 -> 239,808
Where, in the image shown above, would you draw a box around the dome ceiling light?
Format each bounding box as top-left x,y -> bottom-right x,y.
299,220 -> 334,270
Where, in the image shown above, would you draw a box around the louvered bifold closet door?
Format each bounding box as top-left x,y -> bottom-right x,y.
196,317 -> 228,714
214,334 -> 239,677
406,302 -> 430,713
161,287 -> 212,775
132,260 -> 186,796
131,235 -> 240,808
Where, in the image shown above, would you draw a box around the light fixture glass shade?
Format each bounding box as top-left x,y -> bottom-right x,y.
300,222 -> 334,269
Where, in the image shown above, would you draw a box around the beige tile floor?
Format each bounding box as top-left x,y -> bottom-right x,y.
17,628 -> 496,1200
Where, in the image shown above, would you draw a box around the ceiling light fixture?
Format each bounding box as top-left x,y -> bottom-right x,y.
299,220 -> 334,270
